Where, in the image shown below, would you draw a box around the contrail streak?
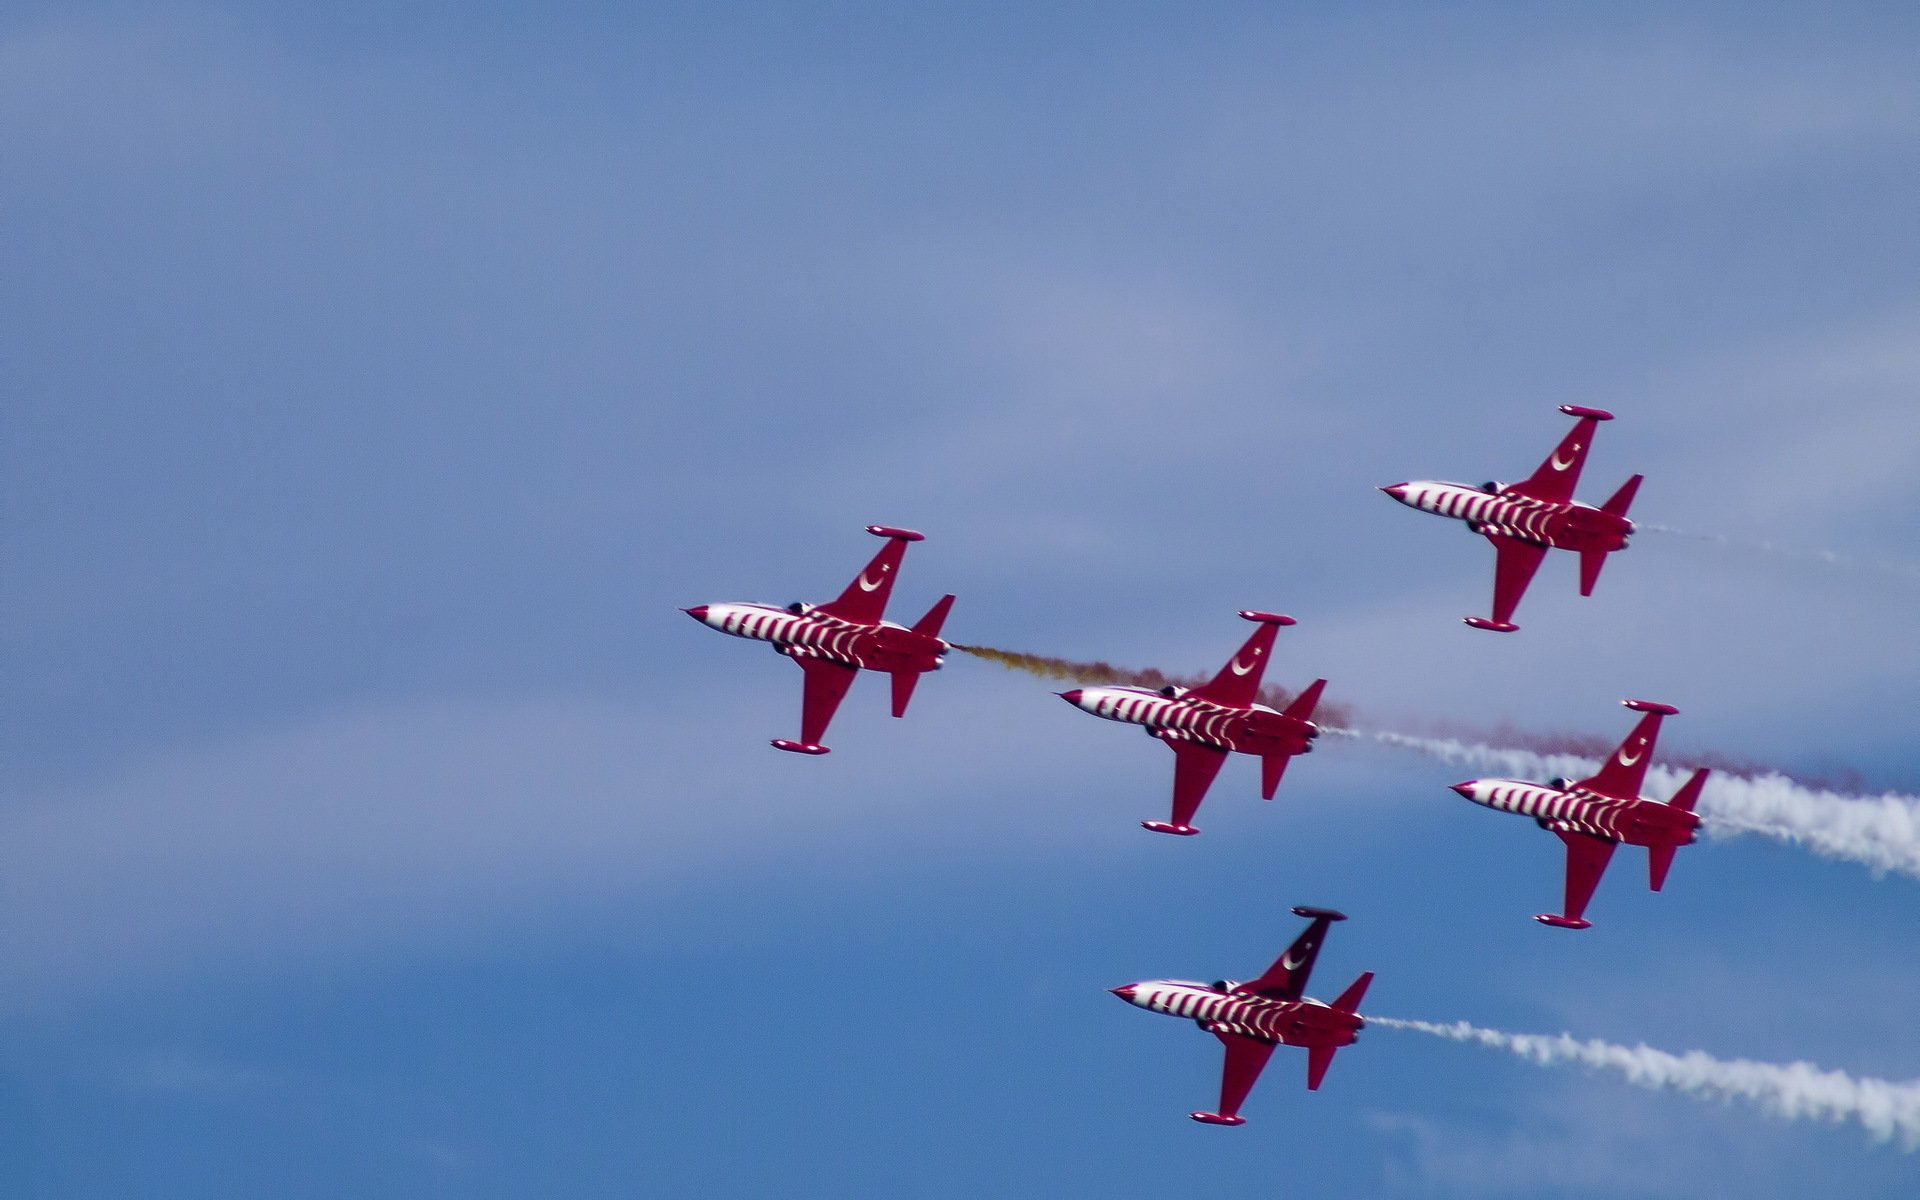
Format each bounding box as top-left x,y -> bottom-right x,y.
952,645 -> 1356,727
958,644 -> 1919,879
1369,1016 -> 1920,1150
1347,731 -> 1920,880
1640,523 -> 1920,583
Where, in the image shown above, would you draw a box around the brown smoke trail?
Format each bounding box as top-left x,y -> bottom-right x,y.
956,643 -> 1919,877
1402,716 -> 1874,795
955,644 -> 1890,795
952,644 -> 1357,728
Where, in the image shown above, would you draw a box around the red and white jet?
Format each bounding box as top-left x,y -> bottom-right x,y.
1110,906 -> 1373,1126
1058,611 -> 1327,836
1451,699 -> 1710,929
682,526 -> 954,754
1382,405 -> 1643,631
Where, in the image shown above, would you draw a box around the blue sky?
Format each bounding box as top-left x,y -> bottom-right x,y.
4,3 -> 1918,1196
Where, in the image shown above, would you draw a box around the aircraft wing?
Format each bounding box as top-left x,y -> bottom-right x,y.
812,530 -> 915,625
1166,739 -> 1229,829
1555,829 -> 1619,925
1504,408 -> 1607,504
1182,615 -> 1285,709
1484,533 -> 1549,629
794,654 -> 860,748
1574,706 -> 1669,799
1210,1029 -> 1278,1120
1241,908 -> 1338,1000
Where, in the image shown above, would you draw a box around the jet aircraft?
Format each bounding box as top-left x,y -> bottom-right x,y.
1451,699 -> 1709,929
1381,405 -> 1643,631
1058,611 -> 1326,835
1110,906 -> 1373,1125
682,526 -> 953,754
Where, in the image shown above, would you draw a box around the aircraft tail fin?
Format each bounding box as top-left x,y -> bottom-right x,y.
1305,973 -> 1372,1091
883,595 -> 955,718
1666,766 -> 1709,815
909,593 -> 955,639
1601,473 -> 1643,518
1281,678 -> 1327,723
1646,767 -> 1708,891
1330,970 -> 1373,1014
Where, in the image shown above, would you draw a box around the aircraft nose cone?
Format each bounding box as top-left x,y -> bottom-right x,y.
1109,985 -> 1138,1003
1450,781 -> 1478,799
682,606 -> 711,623
1380,483 -> 1409,501
1058,689 -> 1084,706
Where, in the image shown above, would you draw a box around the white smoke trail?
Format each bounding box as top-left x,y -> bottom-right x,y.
1369,1016 -> 1920,1150
1640,523 -> 1920,583
1335,729 -> 1920,880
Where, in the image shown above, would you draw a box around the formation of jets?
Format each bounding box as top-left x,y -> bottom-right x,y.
684,409 -> 1727,1126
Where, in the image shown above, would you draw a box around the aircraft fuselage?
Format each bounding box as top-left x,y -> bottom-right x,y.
1060,686 -> 1317,756
1111,980 -> 1363,1049
684,602 -> 947,674
1382,482 -> 1632,553
1452,778 -> 1701,848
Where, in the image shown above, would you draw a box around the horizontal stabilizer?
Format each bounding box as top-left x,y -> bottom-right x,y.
1306,1044 -> 1337,1091
1578,547 -> 1609,597
1259,752 -> 1291,801
1648,843 -> 1679,892
890,669 -> 921,719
